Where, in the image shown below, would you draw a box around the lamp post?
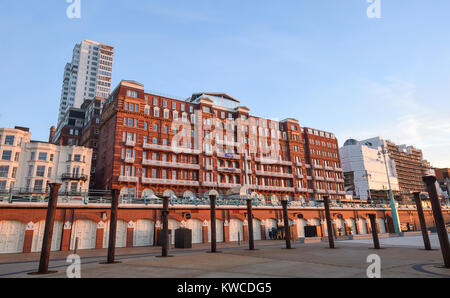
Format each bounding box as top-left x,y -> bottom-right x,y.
378,144 -> 401,234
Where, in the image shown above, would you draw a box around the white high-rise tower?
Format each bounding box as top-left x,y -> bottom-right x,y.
57,39 -> 114,126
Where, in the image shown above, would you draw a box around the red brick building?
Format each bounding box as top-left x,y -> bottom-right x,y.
95,80 -> 345,202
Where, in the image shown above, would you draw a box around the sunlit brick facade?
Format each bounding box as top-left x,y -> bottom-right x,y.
95,81 -> 345,202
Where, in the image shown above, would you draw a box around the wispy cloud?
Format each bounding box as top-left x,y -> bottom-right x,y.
341,76 -> 450,168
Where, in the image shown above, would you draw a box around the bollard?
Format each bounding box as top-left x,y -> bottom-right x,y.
30,183 -> 61,275
106,189 -> 120,264
323,196 -> 335,249
423,176 -> 450,267
161,195 -> 170,257
413,192 -> 432,251
281,199 -> 292,249
238,232 -> 241,246
247,198 -> 255,250
368,214 -> 380,249
210,194 -> 217,253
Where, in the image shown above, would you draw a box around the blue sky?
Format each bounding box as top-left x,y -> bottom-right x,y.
0,0 -> 449,167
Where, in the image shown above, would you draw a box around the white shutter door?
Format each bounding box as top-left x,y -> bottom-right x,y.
32,221 -> 63,252
134,220 -> 154,247
0,221 -> 25,254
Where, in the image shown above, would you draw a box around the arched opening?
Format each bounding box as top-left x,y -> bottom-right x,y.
264,218 -> 277,240
133,219 -> 155,247
31,220 -> 63,252
229,219 -> 244,242
358,218 -> 368,235
208,219 -> 224,243
296,218 -> 307,238
377,218 -> 387,234
186,219 -> 203,244
70,220 -> 97,250
141,189 -> 156,199
120,187 -> 137,201
252,219 -> 262,241
345,218 -> 357,235
103,220 -> 127,248
0,220 -> 26,254
168,219 -> 180,245
335,218 -> 346,236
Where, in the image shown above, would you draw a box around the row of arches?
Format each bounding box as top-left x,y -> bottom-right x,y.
0,216 -> 388,254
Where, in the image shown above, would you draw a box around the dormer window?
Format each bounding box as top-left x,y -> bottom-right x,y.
126,90 -> 138,98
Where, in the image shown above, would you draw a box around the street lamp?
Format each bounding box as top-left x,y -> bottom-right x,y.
377,144 -> 401,234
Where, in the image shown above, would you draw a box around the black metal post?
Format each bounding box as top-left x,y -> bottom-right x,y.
106,189 -> 120,264
162,195 -> 170,257
37,183 -> 61,274
247,198 -> 255,250
368,214 -> 380,249
281,199 -> 292,249
323,196 -> 335,249
423,176 -> 450,267
413,192 -> 432,251
210,194 -> 217,253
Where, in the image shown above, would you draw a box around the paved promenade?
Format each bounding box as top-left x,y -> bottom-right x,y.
0,234 -> 449,278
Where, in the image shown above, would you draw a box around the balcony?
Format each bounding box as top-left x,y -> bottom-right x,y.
217,152 -> 241,160
255,170 -> 293,178
142,159 -> 200,170
143,142 -> 173,151
61,173 -> 88,182
203,165 -> 214,171
295,174 -> 304,179
118,176 -> 139,183
141,177 -> 199,186
335,178 -> 345,183
334,167 -> 343,172
306,176 -> 312,180
216,139 -> 240,147
312,164 -> 324,169
125,139 -> 136,147
218,182 -> 242,188
295,161 -> 303,167
296,188 -> 308,193
254,157 -> 292,166
324,166 -> 334,171
337,191 -> 346,195
257,185 -> 295,192
313,176 -> 325,181
307,189 -> 314,193
217,167 -> 241,174
315,189 -> 327,194
201,181 -> 217,187
305,164 -> 311,168
123,156 -> 135,164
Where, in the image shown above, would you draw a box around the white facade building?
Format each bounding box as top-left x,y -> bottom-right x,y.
57,39 -> 114,126
339,137 -> 399,201
0,127 -> 32,191
0,127 -> 92,194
